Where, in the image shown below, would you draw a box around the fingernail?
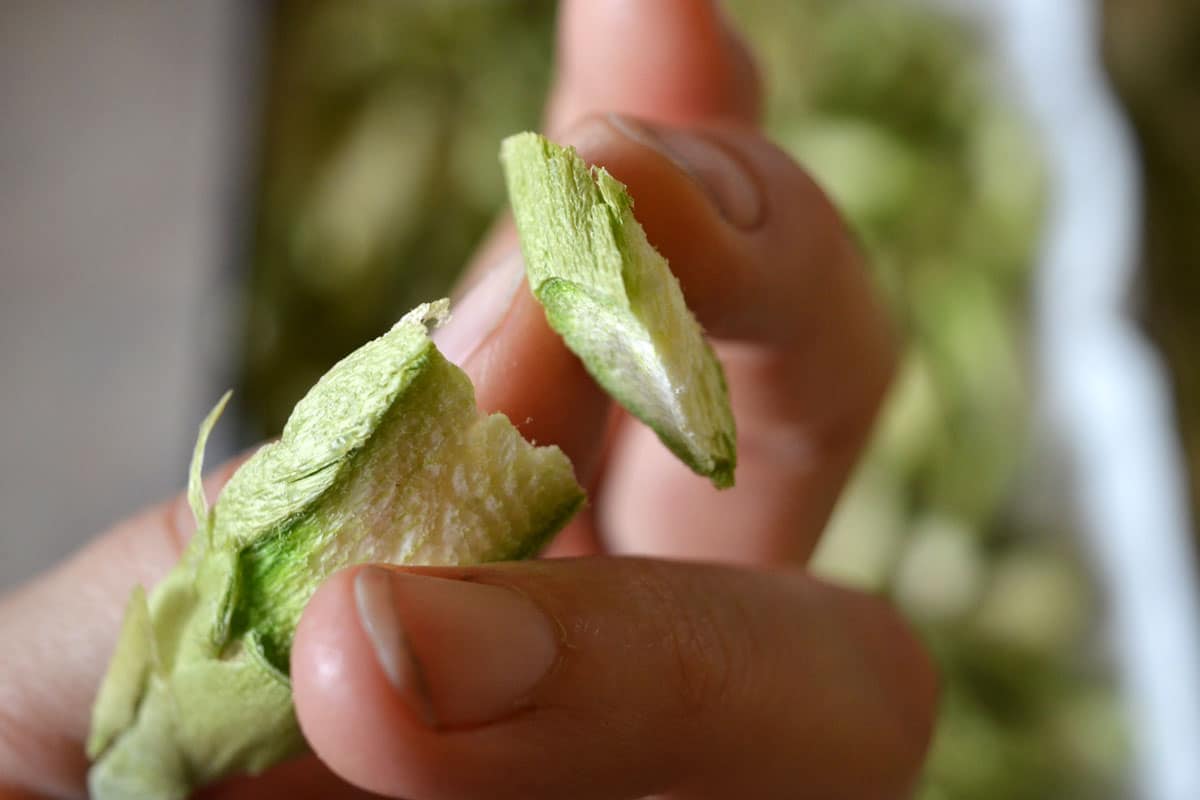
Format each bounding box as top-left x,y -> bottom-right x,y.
606,112 -> 763,229
354,566 -> 559,728
432,251 -> 525,365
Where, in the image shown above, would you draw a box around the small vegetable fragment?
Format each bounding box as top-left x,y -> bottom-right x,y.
501,132 -> 737,488
87,300 -> 584,799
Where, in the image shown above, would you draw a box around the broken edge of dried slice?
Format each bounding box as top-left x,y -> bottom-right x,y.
501,132 -> 736,488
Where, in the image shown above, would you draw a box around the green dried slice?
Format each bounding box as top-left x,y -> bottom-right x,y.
500,132 -> 736,488
87,300 -> 585,800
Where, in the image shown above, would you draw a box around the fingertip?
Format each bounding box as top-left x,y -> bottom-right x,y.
291,567 -> 573,800
291,568 -> 428,796
549,0 -> 761,130
553,113 -> 840,342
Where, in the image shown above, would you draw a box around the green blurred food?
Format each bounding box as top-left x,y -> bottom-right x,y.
239,1 -> 1136,797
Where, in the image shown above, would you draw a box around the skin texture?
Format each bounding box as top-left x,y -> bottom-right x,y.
0,2 -> 936,798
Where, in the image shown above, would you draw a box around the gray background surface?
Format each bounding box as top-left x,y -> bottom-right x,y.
0,2 -> 254,588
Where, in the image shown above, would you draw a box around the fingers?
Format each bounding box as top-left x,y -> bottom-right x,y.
0,113 -> 895,796
569,117 -> 886,352
456,113 -> 895,564
543,116 -> 896,564
457,0 -> 761,293
456,2 -> 889,567
446,1 -> 772,502
0,277 -> 617,795
292,559 -> 937,800
0,259 -> 616,796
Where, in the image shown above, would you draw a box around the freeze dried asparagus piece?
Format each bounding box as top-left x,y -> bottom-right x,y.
87,300 -> 585,800
501,132 -> 737,488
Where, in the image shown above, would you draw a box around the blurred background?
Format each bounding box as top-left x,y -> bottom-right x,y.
2,1 -> 1198,798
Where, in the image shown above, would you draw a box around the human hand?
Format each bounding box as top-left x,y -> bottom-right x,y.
0,2 -> 936,798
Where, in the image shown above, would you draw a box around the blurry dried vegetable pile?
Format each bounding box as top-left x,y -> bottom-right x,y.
240,2 -> 1134,798
242,1 -> 556,431
737,4 -> 1127,798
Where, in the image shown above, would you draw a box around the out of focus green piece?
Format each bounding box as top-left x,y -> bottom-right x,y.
241,1 -> 1131,797
501,132 -> 737,488
242,0 -> 557,435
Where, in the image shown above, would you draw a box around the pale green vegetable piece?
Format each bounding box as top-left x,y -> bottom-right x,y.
500,132 -> 737,488
87,300 -> 585,799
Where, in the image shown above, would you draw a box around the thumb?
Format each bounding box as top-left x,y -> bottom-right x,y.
292,559 -> 937,800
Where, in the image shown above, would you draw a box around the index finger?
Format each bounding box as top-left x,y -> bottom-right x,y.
590,118 -> 896,564
457,115 -> 896,565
